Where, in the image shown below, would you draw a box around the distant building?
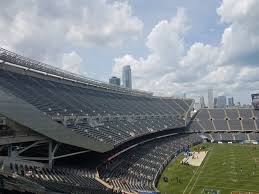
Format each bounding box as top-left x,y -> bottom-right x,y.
217,96 -> 227,108
208,88 -> 213,108
214,97 -> 218,108
122,65 -> 132,89
228,97 -> 235,107
200,96 -> 205,108
236,102 -> 241,107
252,93 -> 259,110
109,76 -> 120,86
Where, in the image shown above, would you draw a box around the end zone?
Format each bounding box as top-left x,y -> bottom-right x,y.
181,151 -> 208,166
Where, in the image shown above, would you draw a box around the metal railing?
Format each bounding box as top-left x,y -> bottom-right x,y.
0,47 -> 152,96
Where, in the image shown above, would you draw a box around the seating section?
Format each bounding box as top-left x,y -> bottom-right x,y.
199,132 -> 259,142
199,120 -> 215,130
228,120 -> 242,131
233,133 -> 247,141
210,133 -> 221,141
226,109 -> 238,119
209,109 -> 225,119
0,70 -> 191,146
242,119 -> 256,131
248,132 -> 259,140
239,109 -> 253,119
196,109 -> 210,120
220,133 -> 233,141
190,109 -> 258,132
189,121 -> 204,132
9,164 -> 113,194
72,116 -> 184,145
213,120 -> 229,131
99,134 -> 202,193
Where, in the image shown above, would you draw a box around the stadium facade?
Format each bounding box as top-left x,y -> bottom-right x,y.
0,47 -> 196,194
0,47 -> 259,194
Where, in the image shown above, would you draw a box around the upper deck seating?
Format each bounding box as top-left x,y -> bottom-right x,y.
0,70 -> 191,146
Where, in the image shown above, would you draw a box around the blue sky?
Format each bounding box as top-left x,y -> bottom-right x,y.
84,0 -> 225,81
1,0 -> 259,104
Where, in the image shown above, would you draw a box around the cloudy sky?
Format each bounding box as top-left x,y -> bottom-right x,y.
1,0 -> 259,104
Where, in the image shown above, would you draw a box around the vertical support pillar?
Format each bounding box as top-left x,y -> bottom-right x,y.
48,141 -> 53,169
8,144 -> 12,157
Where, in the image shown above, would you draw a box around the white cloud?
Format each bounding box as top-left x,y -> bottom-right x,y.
113,8 -> 188,89
62,51 -> 82,74
0,0 -> 143,65
112,1 -> 259,102
217,0 -> 259,66
66,1 -> 143,47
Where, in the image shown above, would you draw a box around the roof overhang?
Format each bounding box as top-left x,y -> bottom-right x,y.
0,87 -> 114,152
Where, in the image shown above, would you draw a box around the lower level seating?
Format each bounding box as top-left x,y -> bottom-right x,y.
98,134 -> 202,193
233,133 -> 247,141
9,164 -> 114,194
249,132 -> 259,140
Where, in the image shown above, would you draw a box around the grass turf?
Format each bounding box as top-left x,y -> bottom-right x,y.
157,143 -> 259,194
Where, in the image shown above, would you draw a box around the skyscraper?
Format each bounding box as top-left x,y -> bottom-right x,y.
228,97 -> 234,107
217,96 -> 227,108
214,97 -> 218,108
109,76 -> 120,86
208,88 -> 213,108
122,65 -> 132,89
200,96 -> 205,108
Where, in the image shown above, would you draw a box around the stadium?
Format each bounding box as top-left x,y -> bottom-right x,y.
0,47 -> 259,194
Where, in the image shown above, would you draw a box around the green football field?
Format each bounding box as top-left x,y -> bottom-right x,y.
157,143 -> 259,194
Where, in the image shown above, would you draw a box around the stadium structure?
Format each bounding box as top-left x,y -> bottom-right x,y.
0,47 -> 258,194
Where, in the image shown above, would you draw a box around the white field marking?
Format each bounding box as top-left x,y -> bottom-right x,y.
182,148 -> 213,194
197,174 -> 259,180
182,163 -> 200,194
183,151 -> 207,167
187,146 -> 214,194
195,184 -> 259,192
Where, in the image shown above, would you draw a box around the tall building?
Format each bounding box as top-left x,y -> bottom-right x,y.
122,65 -> 132,89
208,88 -> 213,108
252,93 -> 259,110
228,97 -> 235,107
109,76 -> 120,86
214,97 -> 218,108
217,96 -> 227,108
200,96 -> 205,108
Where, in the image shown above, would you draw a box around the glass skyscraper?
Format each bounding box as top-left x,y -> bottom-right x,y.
109,76 -> 120,86
122,65 -> 132,89
217,96 -> 227,108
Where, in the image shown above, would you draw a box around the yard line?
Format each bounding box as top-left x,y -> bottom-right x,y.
195,184 -> 259,192
188,146 -> 214,194
183,146 -> 214,194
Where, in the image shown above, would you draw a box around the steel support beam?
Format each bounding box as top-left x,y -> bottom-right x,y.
18,140 -> 49,155
54,150 -> 90,159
